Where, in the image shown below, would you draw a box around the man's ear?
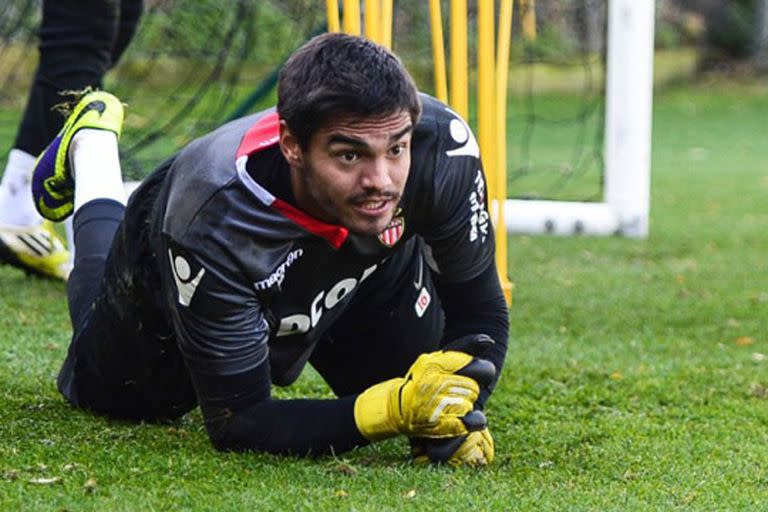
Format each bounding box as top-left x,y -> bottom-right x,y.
279,120 -> 303,167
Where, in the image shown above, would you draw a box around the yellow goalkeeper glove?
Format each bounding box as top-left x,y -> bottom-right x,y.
411,427 -> 495,467
354,350 -> 495,441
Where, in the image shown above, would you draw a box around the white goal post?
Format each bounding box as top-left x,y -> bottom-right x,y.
503,0 -> 654,238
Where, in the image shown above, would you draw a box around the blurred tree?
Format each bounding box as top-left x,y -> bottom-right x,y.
706,0 -> 753,59
755,0 -> 768,71
697,0 -> 768,70
575,0 -> 604,55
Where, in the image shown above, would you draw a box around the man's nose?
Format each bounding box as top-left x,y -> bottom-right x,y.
360,157 -> 392,191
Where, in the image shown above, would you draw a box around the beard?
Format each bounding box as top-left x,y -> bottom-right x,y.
294,161 -> 402,236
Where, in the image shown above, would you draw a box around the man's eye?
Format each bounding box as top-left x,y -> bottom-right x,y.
390,144 -> 406,156
340,151 -> 358,163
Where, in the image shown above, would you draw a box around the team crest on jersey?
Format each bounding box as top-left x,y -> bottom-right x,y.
378,213 -> 405,247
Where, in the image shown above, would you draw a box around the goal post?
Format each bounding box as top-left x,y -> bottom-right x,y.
505,0 -> 655,238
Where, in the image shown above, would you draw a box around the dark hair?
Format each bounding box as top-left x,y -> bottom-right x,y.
277,33 -> 422,149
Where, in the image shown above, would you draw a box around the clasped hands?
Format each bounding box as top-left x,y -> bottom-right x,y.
354,334 -> 496,466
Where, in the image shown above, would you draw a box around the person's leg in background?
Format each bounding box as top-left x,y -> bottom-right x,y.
0,0 -> 143,280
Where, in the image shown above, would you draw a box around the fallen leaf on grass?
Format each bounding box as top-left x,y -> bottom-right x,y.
333,462 -> 357,476
2,470 -> 18,481
735,336 -> 755,346
404,489 -> 417,499
726,318 -> 741,328
442,477 -> 459,491
752,353 -> 766,362
28,477 -> 61,485
83,478 -> 97,493
166,427 -> 189,438
334,490 -> 348,498
682,491 -> 698,505
538,461 -> 554,469
610,372 -> 623,381
622,469 -> 637,481
750,383 -> 767,398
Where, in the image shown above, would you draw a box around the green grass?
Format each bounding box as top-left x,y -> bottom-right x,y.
1,77 -> 768,509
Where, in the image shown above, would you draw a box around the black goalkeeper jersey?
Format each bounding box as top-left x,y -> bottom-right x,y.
134,94 -> 496,392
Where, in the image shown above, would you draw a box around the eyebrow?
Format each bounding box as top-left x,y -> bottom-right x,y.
326,124 -> 413,149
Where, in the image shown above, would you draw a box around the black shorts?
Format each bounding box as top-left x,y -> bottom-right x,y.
59,198 -> 445,420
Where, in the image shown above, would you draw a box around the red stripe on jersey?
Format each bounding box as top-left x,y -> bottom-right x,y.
236,112 -> 280,159
272,198 -> 349,249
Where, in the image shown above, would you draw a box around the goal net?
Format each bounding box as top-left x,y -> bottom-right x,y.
502,0 -> 654,238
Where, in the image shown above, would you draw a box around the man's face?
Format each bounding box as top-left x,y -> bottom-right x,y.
285,110 -> 413,236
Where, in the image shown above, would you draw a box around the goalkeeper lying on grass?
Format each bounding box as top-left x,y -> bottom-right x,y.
32,33 -> 508,465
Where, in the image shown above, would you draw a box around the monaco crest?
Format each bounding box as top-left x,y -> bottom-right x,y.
378,214 -> 405,247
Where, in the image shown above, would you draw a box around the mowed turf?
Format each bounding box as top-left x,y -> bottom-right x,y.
0,79 -> 767,510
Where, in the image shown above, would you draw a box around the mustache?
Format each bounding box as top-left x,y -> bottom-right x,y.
348,191 -> 400,203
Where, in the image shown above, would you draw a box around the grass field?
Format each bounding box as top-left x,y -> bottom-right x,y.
1,75 -> 767,510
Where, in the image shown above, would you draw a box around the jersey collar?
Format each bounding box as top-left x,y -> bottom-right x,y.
235,112 -> 349,249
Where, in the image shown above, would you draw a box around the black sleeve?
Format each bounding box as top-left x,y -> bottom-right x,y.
164,239 -> 367,456
435,260 -> 509,409
193,366 -> 367,456
418,108 -> 508,407
419,109 -> 495,284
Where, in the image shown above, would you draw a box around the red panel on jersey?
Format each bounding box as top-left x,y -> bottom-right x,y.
272,198 -> 349,249
237,113 -> 350,249
236,112 -> 280,159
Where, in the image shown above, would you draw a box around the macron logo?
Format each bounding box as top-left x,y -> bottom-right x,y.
168,249 -> 206,306
254,248 -> 304,291
445,108 -> 480,159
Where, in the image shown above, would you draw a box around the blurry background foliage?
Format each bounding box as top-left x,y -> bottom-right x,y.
4,1 -> 767,91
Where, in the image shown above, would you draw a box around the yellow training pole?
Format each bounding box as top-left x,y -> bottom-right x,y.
477,0 -> 495,201
343,0 -> 361,35
365,0 -> 381,42
449,0 -> 468,120
428,0 -> 449,104
521,0 -> 537,41
381,0 -> 393,48
495,0 -> 514,304
326,0 -> 341,32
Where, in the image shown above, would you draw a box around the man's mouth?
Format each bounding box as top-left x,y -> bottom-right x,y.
360,199 -> 388,211
350,192 -> 399,216
350,195 -> 398,218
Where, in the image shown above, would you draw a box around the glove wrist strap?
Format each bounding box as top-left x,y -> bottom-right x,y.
354,378 -> 403,441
